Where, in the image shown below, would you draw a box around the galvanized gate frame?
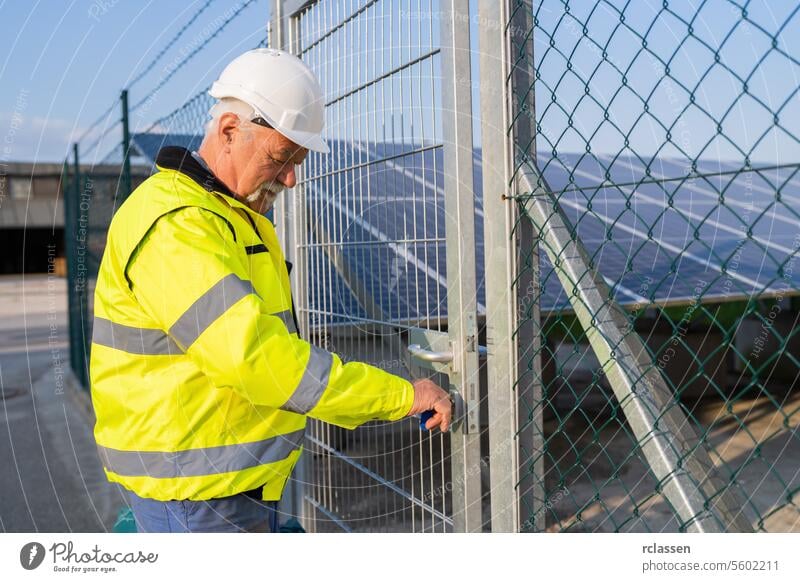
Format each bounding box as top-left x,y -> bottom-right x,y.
438,0 -> 483,532
271,0 -> 485,532
479,0 -> 753,533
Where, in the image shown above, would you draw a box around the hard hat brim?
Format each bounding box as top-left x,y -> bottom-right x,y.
275,126 -> 330,154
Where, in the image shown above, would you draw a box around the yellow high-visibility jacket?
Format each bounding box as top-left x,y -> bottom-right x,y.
89,147 -> 414,502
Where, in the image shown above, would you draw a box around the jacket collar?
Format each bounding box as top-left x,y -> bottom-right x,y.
155,146 -> 236,200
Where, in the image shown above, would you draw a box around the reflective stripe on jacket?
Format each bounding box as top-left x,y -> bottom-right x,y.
89,147 -> 414,502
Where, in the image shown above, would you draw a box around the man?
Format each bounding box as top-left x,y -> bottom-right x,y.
89,48 -> 451,533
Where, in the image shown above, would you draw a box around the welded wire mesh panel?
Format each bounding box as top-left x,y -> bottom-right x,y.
287,0 -> 455,532
510,0 -> 800,532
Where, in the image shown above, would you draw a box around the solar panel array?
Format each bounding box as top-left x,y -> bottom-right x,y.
129,134 -> 800,322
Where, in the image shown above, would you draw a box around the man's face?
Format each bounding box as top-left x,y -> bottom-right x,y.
228,117 -> 309,213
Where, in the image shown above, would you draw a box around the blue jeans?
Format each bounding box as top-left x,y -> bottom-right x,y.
126,490 -> 279,533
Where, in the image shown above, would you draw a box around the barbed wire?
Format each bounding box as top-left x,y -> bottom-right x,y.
126,0 -> 218,90
129,0 -> 260,113
73,99 -> 118,146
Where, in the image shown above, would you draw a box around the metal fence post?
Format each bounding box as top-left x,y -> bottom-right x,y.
66,143 -> 89,388
507,0 -> 546,535
269,0 -> 292,255
64,155 -> 78,380
120,89 -> 132,201
479,0 -> 544,533
478,0 -> 516,532
440,0 -> 483,532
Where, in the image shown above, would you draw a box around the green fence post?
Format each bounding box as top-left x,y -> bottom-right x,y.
65,144 -> 88,388
63,156 -> 76,378
72,143 -> 82,386
75,144 -> 90,388
120,89 -> 132,202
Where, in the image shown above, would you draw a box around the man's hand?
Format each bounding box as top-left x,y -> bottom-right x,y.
407,379 -> 452,432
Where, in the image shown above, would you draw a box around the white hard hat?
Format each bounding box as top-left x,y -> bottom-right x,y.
209,48 -> 329,153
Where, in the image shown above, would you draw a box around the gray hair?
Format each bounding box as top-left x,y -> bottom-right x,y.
204,97 -> 256,134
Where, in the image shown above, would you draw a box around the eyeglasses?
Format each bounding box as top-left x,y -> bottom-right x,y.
251,117 -> 273,129
247,117 -> 290,165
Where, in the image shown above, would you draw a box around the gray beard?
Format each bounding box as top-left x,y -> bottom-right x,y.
244,184 -> 282,213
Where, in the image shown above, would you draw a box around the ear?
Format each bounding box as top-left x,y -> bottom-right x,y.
217,112 -> 240,146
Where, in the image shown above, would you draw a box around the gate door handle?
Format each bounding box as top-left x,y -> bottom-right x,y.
407,344 -> 454,363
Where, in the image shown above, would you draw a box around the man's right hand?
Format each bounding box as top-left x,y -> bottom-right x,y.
407,379 -> 452,432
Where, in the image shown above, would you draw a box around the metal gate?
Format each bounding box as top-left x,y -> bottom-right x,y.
271,0 -> 485,532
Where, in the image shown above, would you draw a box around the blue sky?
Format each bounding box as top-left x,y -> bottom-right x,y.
0,0 -> 270,162
0,0 -> 795,166
528,0 -> 799,166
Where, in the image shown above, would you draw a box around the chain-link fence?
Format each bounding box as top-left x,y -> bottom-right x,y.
505,0 -> 799,532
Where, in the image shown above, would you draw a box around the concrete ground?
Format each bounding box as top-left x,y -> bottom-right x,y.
0,274 -> 122,532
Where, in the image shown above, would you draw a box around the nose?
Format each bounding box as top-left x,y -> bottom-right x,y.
279,166 -> 297,189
